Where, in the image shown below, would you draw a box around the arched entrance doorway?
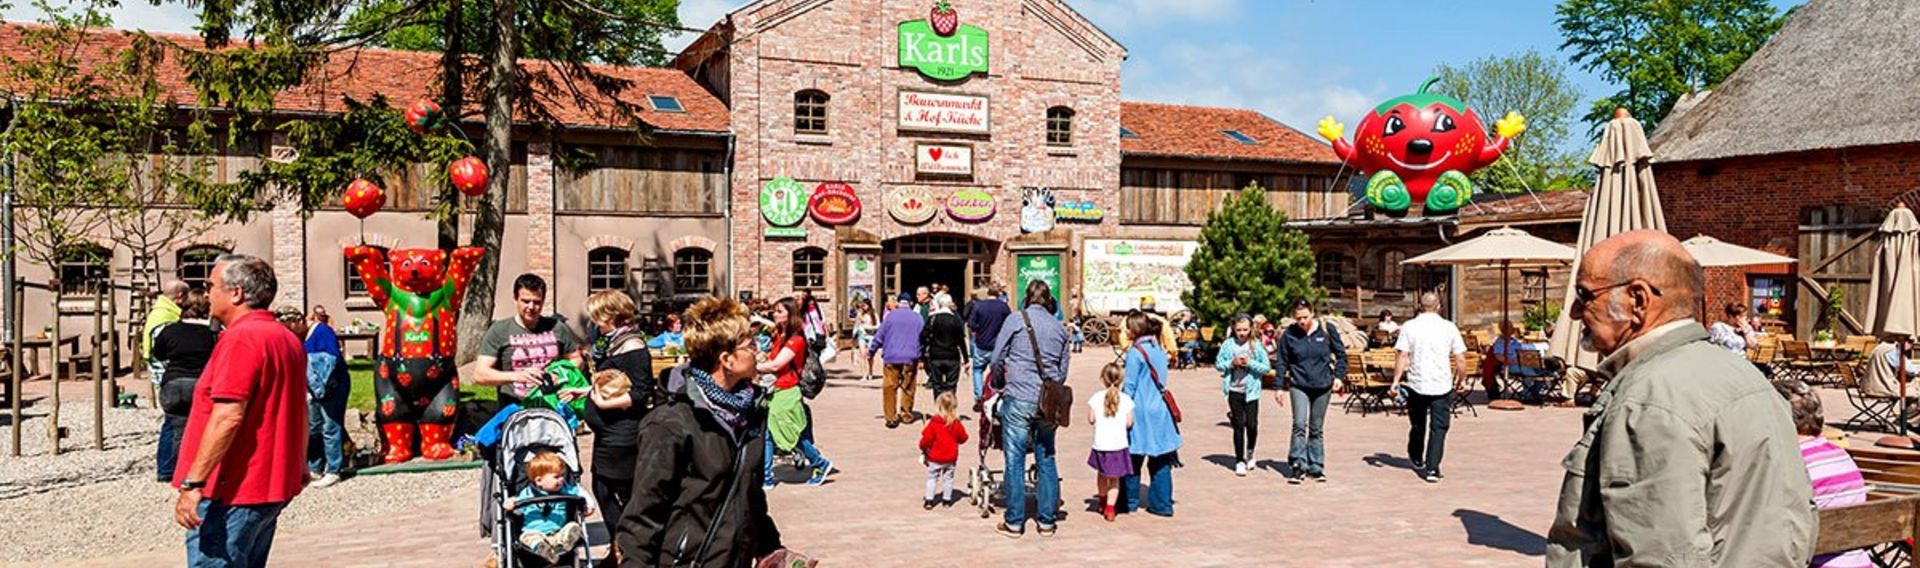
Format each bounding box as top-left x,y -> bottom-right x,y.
881,233 -> 998,303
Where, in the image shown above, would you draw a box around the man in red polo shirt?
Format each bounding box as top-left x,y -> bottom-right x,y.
172,253 -> 308,568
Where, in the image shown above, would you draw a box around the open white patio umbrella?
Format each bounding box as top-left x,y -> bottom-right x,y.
1681,235 -> 1798,317
1403,226 -> 1576,328
1866,204 -> 1919,442
1548,111 -> 1668,374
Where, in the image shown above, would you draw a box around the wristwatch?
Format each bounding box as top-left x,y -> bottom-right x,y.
181,479 -> 206,491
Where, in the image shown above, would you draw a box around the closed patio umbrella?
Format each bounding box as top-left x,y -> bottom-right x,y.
1867,204 -> 1919,442
1547,111 -> 1668,378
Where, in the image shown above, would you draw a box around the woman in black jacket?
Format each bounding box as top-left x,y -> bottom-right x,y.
152,290 -> 216,481
616,297 -> 785,568
582,290 -> 655,566
1276,300 -> 1346,484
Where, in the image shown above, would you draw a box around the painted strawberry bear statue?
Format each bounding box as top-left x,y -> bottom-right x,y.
344,245 -> 487,463
1318,77 -> 1527,216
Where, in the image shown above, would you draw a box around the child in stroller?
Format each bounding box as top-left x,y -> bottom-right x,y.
510,451 -> 592,564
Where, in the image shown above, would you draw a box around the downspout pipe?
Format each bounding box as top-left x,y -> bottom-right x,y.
3,97 -> 17,346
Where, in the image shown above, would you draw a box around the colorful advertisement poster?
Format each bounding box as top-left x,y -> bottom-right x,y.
1014,252 -> 1062,317
1082,239 -> 1198,315
899,90 -> 989,134
847,253 -> 877,315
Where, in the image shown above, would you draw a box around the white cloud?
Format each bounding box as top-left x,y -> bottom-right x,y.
1122,41 -> 1384,131
667,0 -> 752,54
1073,0 -> 1241,34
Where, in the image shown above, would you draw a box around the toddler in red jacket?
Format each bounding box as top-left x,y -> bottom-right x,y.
918,393 -> 970,510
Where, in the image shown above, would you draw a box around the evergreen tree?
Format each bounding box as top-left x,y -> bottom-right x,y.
1181,185 -> 1322,327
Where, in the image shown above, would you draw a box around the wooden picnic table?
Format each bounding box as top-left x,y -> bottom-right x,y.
18,334 -> 82,379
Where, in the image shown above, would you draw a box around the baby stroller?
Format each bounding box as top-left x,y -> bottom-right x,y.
479,407 -> 595,568
966,383 -> 1009,519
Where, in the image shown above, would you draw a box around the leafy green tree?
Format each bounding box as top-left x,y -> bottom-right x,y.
1182,185 -> 1323,327
1557,0 -> 1788,131
343,0 -> 683,67
1433,50 -> 1588,193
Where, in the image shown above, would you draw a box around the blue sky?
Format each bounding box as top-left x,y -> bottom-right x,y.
5,0 -> 1803,144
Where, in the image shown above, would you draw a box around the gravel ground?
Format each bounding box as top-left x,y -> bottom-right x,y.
0,402 -> 482,563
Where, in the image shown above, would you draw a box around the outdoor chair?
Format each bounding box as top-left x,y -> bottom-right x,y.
1750,342 -> 1781,378
1841,363 -> 1905,434
1783,340 -> 1839,385
1514,349 -> 1558,404
1342,350 -> 1398,417
1451,352 -> 1480,417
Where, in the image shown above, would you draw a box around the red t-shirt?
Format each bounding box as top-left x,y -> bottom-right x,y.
173,310 -> 309,505
773,334 -> 807,390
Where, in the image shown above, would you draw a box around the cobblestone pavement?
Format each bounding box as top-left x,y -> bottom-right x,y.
40,350 -> 1761,567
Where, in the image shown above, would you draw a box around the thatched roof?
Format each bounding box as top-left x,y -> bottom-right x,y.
1648,0 -> 1920,163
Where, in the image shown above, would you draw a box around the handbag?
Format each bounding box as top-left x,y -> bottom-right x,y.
1137,344 -> 1182,424
1019,310 -> 1073,429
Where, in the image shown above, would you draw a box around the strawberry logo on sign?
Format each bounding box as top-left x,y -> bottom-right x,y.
929,1 -> 959,36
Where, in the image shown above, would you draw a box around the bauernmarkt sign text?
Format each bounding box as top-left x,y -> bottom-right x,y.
899,90 -> 989,135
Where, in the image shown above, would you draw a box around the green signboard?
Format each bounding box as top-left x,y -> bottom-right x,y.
760,177 -> 806,236
898,19 -> 989,81
1014,252 -> 1062,316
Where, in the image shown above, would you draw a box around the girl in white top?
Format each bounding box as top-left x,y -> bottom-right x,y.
1086,362 -> 1136,522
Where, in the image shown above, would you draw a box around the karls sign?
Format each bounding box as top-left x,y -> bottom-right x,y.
899,90 -> 989,134
898,1 -> 988,81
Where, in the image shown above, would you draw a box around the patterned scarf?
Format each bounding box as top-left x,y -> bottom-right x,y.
686,366 -> 756,429
591,324 -> 644,364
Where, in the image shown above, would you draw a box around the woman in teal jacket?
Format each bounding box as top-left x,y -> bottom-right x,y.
1215,314 -> 1270,476
1120,311 -> 1181,517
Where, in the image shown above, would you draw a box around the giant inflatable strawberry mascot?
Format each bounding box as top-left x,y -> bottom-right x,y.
344,99 -> 494,462
1318,77 -> 1527,216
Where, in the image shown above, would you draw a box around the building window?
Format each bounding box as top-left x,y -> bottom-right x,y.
1120,126 -> 1139,139
1046,106 -> 1075,146
794,90 -> 829,135
58,245 -> 111,296
176,246 -> 229,292
792,247 -> 826,290
1316,251 -> 1353,289
1222,130 -> 1259,145
1379,250 -> 1407,290
588,247 -> 630,293
345,245 -> 390,298
673,248 -> 713,294
648,95 -> 684,113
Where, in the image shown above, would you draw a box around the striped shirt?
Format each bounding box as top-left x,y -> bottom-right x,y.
1800,436 -> 1872,568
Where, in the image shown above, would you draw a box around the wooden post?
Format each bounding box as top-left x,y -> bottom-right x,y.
9,285 -> 21,456
48,288 -> 60,456
92,286 -> 104,450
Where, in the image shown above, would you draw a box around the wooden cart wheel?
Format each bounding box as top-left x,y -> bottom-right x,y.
1084,318 -> 1111,346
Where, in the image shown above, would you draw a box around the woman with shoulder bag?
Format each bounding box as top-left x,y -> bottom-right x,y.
1277,300 -> 1345,484
153,290 -> 216,482
1119,311 -> 1181,517
1215,314 -> 1270,477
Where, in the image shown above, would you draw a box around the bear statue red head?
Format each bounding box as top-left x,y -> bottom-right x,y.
389,249 -> 449,294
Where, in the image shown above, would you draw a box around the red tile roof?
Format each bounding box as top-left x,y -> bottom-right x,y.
1120,101 -> 1339,165
0,24 -> 730,133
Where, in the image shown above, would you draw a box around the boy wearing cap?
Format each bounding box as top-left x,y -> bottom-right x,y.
869,292 -> 926,429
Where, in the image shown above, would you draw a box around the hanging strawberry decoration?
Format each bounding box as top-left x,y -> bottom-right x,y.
404,99 -> 441,133
448,156 -> 489,197
343,178 -> 386,219
929,1 -> 959,37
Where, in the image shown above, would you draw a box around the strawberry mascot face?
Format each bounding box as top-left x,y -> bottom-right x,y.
1319,77 -> 1527,216
389,249 -> 448,294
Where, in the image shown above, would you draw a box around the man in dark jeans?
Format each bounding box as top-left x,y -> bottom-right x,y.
920,294 -> 968,398
1389,293 -> 1467,483
964,287 -> 1010,405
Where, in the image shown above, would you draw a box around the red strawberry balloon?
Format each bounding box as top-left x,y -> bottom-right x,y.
343,178 -> 386,219
404,99 -> 441,133
448,156 -> 489,197
929,0 -> 959,36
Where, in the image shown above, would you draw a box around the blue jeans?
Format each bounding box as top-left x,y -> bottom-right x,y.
970,344 -> 993,403
157,414 -> 185,481
764,431 -> 826,480
307,381 -> 349,474
1122,453 -> 1176,516
999,398 -> 1058,529
1289,387 -> 1332,476
186,499 -> 287,568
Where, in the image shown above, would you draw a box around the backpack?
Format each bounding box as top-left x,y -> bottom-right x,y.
799,338 -> 828,400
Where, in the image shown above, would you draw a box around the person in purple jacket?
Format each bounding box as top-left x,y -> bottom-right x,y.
869,292 -> 926,429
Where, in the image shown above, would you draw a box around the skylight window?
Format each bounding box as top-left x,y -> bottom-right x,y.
1222,130 -> 1258,144
648,95 -> 685,112
1120,126 -> 1140,139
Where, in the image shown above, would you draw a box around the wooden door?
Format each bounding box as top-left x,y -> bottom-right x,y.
1798,205 -> 1885,338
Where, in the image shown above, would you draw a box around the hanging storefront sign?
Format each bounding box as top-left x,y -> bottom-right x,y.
1055,200 -> 1104,223
1082,239 -> 1199,315
1014,252 -> 1063,317
897,2 -> 989,81
760,177 -> 808,237
808,182 -> 862,226
945,188 -> 996,222
915,143 -> 973,176
1020,187 -> 1056,233
899,90 -> 989,135
886,188 -> 938,225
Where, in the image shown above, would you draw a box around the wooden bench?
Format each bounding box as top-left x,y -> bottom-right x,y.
1815,494 -> 1919,564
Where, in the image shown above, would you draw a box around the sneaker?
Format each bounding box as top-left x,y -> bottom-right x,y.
995,523 -> 1024,539
1311,473 -> 1328,484
1411,458 -> 1426,470
1423,471 -> 1442,483
763,477 -> 778,490
1103,504 -> 1116,522
886,420 -> 900,429
1286,474 -> 1303,485
1234,462 -> 1248,477
806,459 -> 833,485
312,473 -> 342,488
924,499 -> 936,510
1036,525 -> 1056,538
